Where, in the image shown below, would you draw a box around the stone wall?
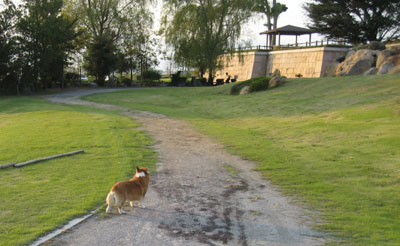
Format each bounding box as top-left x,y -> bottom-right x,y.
213,51 -> 268,82
266,47 -> 349,78
213,47 -> 349,81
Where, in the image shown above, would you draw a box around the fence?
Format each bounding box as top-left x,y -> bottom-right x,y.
234,40 -> 352,52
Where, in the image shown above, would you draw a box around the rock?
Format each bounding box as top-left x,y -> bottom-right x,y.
268,76 -> 285,89
364,67 -> 377,76
388,65 -> 400,75
336,49 -> 378,76
240,86 -> 250,95
378,62 -> 395,75
385,54 -> 400,66
272,69 -> 281,77
388,45 -> 400,54
376,50 -> 393,68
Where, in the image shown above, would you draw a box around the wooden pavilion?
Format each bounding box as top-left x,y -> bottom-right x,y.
260,25 -> 315,48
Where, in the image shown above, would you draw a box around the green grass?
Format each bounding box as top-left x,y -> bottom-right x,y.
85,74 -> 400,245
0,97 -> 156,246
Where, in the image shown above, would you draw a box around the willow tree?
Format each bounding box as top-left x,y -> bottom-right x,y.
161,0 -> 254,83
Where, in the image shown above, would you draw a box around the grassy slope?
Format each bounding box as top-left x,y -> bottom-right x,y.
85,74 -> 400,245
0,97 -> 156,246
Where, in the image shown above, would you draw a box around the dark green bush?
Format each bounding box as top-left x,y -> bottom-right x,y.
249,77 -> 271,93
93,79 -> 105,87
230,80 -> 252,95
230,76 -> 271,95
122,78 -> 132,86
142,70 -> 161,81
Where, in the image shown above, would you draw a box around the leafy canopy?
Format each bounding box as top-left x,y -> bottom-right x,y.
304,0 -> 400,43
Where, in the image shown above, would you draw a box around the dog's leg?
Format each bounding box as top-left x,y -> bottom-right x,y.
118,207 -> 127,214
139,198 -> 146,209
106,205 -> 112,214
106,192 -> 114,214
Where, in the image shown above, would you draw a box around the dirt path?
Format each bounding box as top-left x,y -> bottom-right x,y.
42,89 -> 326,246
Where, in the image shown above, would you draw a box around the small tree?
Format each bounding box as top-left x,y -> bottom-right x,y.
84,35 -> 117,83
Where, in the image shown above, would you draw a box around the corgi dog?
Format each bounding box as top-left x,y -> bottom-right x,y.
106,166 -> 150,214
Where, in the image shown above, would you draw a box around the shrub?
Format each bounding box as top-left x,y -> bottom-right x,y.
122,78 -> 133,86
141,70 -> 161,81
230,76 -> 272,95
93,79 -> 105,87
357,41 -> 386,51
249,77 -> 271,93
230,80 -> 252,95
170,71 -> 187,86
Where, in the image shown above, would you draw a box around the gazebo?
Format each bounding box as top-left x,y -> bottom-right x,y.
260,25 -> 315,48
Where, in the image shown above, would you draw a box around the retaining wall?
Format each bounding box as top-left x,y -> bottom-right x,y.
214,47 -> 349,81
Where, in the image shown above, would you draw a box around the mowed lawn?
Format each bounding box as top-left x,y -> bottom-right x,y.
85,74 -> 400,246
0,97 -> 156,246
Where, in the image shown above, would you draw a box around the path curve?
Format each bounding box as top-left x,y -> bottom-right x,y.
41,89 -> 326,246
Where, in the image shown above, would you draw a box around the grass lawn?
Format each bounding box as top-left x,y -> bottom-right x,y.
0,97 -> 156,246
85,74 -> 400,246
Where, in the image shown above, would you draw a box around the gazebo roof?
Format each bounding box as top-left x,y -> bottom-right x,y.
260,25 -> 314,36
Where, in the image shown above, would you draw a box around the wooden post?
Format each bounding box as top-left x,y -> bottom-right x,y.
278,33 -> 281,46
309,33 -> 312,46
295,35 -> 298,47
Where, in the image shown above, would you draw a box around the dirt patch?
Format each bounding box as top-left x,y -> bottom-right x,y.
41,89 -> 327,246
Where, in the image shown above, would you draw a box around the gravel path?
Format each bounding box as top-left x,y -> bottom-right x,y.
41,89 -> 326,246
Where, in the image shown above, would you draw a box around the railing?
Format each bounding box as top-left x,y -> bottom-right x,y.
234,40 -> 352,52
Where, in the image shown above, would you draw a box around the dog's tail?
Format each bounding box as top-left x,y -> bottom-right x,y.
106,191 -> 115,213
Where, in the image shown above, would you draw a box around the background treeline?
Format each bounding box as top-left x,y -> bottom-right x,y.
0,0 -> 158,95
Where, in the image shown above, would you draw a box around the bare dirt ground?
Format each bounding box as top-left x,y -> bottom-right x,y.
41,89 -> 326,246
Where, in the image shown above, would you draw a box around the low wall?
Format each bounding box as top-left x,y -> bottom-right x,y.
213,47 -> 349,81
266,47 -> 349,78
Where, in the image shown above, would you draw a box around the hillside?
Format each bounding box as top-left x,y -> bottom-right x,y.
86,74 -> 400,245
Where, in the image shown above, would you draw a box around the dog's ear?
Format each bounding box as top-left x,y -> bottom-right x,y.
136,166 -> 140,172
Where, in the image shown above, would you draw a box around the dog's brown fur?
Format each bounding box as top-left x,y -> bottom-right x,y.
106,167 -> 150,214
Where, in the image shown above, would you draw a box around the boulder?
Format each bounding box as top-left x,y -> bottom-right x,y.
385,54 -> 400,66
336,49 -> 378,76
364,67 -> 377,76
272,69 -> 281,77
388,45 -> 400,54
376,50 -> 393,68
268,76 -> 285,89
388,65 -> 400,75
378,62 -> 395,75
240,86 -> 250,95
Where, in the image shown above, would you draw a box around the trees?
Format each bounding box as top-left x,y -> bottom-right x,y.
70,0 -> 158,83
0,0 -> 19,94
304,0 -> 400,43
253,0 -> 287,45
162,0 -> 254,82
17,0 -> 79,91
